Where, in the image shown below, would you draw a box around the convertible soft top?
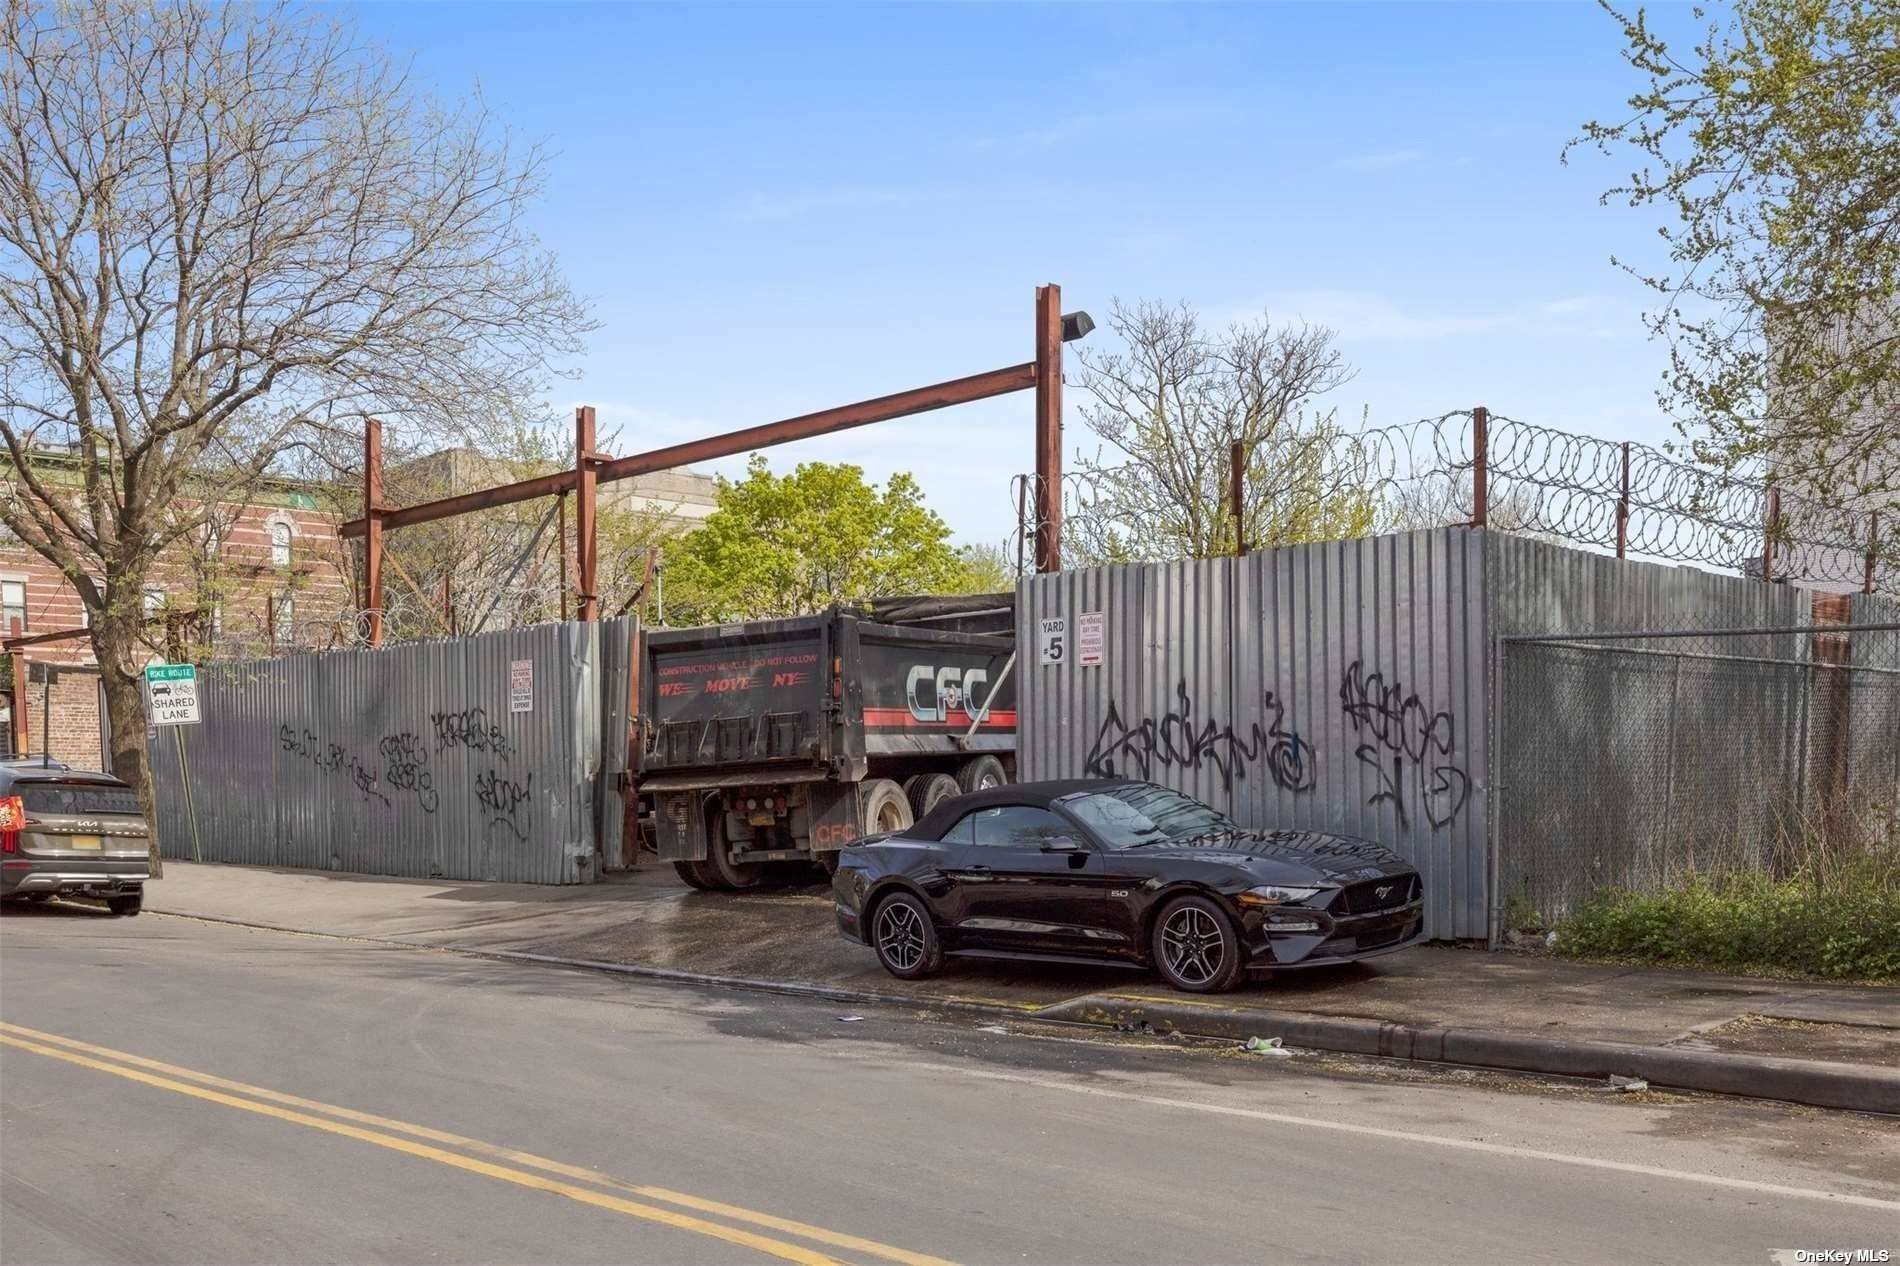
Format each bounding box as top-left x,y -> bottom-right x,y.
907,777 -> 1135,841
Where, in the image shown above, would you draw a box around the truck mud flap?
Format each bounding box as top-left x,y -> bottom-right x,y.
807,781 -> 863,853
653,790 -> 711,861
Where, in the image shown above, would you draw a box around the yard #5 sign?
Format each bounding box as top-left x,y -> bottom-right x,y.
1038,616 -> 1066,666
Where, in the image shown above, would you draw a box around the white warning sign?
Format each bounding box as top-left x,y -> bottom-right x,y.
1078,611 -> 1105,667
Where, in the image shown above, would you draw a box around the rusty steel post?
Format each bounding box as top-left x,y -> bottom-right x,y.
1471,406 -> 1489,528
1763,485 -> 1780,582
1034,284 -> 1063,572
557,492 -> 569,622
1230,440 -> 1248,557
1867,511 -> 1881,595
10,651 -> 26,755
265,594 -> 276,653
364,419 -> 385,647
1616,441 -> 1630,559
576,405 -> 599,623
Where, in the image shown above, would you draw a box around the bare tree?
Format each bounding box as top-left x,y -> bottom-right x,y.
0,0 -> 590,857
1382,473 -> 1551,538
1068,300 -> 1372,563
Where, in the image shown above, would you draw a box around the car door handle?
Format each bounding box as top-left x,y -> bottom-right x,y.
965,864 -> 992,874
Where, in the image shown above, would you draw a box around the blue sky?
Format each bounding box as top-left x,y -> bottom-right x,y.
348,0 -> 1692,547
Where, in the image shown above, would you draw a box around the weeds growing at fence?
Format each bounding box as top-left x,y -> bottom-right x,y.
1553,805 -> 1900,981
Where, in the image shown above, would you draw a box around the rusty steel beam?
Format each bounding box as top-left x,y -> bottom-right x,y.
593,362 -> 1037,485
2,627 -> 90,651
576,405 -> 599,622
364,419 -> 386,646
341,467 -> 577,539
1033,284 -> 1063,572
339,362 -> 1039,541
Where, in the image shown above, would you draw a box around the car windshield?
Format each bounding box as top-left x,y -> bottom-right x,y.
1062,785 -> 1238,849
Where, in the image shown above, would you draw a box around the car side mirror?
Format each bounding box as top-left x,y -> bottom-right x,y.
1039,835 -> 1085,853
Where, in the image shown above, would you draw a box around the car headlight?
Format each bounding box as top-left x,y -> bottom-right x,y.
1237,884 -> 1324,908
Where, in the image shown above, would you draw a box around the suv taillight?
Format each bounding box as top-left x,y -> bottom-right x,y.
0,794 -> 22,852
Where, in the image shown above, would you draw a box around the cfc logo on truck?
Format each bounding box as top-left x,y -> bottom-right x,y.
906,665 -> 990,723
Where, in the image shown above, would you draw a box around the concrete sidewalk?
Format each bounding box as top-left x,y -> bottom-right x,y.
135,861 -> 1900,1111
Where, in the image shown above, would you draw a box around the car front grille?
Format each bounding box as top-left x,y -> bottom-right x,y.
1337,874 -> 1420,916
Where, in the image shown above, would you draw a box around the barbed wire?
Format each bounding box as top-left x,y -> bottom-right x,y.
1009,409 -> 1898,596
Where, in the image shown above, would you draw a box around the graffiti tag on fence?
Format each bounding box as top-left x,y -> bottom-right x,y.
1338,660 -> 1470,830
1083,680 -> 1316,794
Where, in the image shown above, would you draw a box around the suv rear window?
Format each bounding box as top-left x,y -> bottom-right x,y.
18,783 -> 144,816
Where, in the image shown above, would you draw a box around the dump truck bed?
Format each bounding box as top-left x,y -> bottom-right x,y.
640,595 -> 1016,784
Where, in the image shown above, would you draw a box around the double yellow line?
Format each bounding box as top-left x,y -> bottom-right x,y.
0,1021 -> 952,1266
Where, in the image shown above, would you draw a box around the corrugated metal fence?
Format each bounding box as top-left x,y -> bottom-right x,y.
1020,529 -> 1491,940
1018,528 -> 1877,942
149,618 -> 635,884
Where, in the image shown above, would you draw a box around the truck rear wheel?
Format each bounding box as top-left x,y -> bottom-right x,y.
672,859 -> 719,890
860,779 -> 913,838
956,755 -> 1007,794
904,773 -> 961,819
705,839 -> 765,891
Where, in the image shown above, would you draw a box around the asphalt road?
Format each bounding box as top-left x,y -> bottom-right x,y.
2,901 -> 1896,1266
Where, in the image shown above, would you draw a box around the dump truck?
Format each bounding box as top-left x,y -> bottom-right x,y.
639,594 -> 1016,889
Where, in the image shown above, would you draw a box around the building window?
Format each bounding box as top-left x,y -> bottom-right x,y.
143,588 -> 165,617
269,519 -> 293,566
272,593 -> 294,636
1,581 -> 24,636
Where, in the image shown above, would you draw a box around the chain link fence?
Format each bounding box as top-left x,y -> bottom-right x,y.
1494,622 -> 1900,933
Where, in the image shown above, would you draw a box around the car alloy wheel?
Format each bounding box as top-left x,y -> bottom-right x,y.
876,900 -> 928,973
1160,906 -> 1225,985
869,891 -> 942,980
1153,896 -> 1243,992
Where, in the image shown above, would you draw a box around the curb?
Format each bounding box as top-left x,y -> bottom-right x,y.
149,908 -> 1899,1116
1033,996 -> 1900,1116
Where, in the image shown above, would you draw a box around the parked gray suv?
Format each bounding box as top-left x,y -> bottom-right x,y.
0,760 -> 150,915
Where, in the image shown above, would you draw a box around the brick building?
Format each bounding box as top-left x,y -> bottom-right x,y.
1,443 -> 720,771
1,449 -> 353,769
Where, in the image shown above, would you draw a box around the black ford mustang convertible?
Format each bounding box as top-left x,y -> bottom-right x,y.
832,779 -> 1424,993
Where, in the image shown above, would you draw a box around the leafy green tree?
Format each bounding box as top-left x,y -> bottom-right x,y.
1574,0 -> 1900,502
664,457 -> 964,622
949,543 -> 1016,594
